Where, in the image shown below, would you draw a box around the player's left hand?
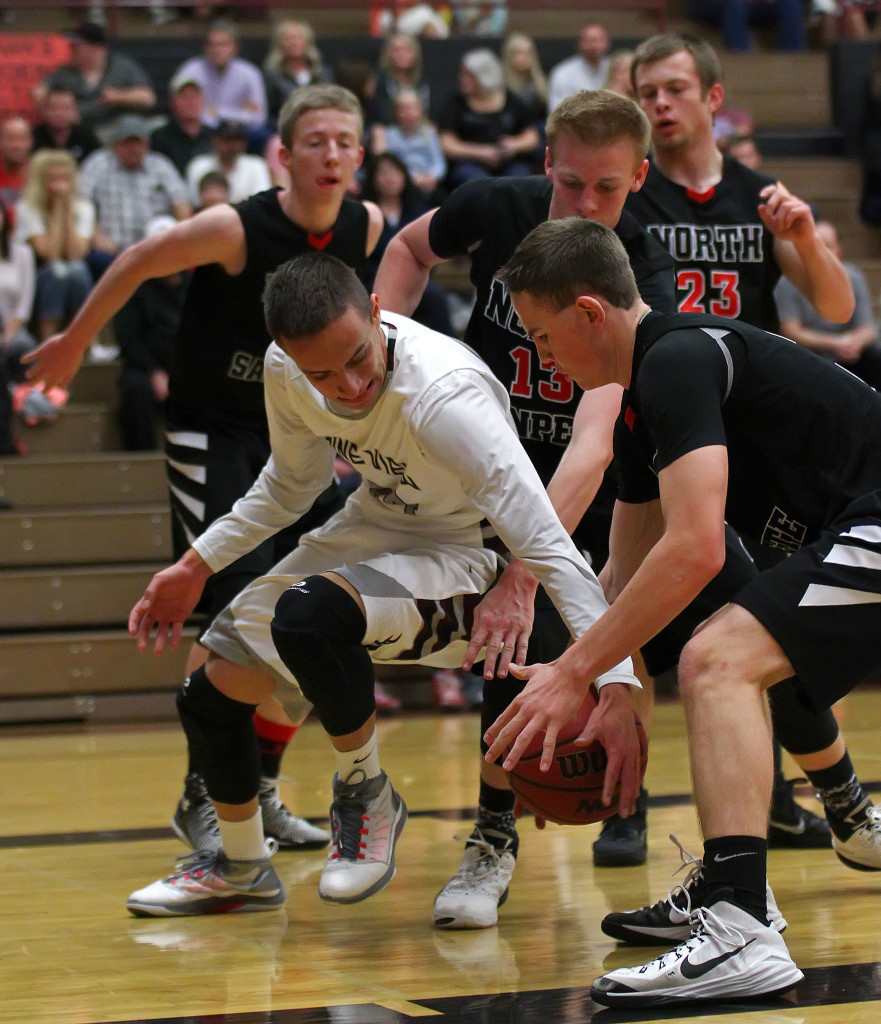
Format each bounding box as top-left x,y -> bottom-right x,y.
128,554 -> 211,655
573,682 -> 643,815
758,182 -> 815,244
464,558 -> 538,679
483,659 -> 587,772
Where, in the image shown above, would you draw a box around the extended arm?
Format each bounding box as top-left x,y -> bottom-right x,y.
23,204 -> 245,388
484,444 -> 729,771
373,209 -> 445,315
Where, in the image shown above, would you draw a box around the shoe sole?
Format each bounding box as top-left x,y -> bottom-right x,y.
834,849 -> 881,872
271,835 -> 330,851
589,971 -> 803,1008
127,894 -> 286,917
319,799 -> 408,905
433,886 -> 509,930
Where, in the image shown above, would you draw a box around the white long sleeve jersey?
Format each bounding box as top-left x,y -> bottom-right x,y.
193,313 -> 636,689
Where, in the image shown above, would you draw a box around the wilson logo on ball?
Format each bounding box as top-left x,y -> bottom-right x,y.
556,748 -> 608,779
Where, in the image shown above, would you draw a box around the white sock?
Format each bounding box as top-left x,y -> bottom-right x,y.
335,734 -> 381,782
218,807 -> 267,862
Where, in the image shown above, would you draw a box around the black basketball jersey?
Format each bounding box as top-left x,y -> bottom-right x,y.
615,310 -> 881,551
168,189 -> 369,433
625,157 -> 782,331
428,175 -> 675,491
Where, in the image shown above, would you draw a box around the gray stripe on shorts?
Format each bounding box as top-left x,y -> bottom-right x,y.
334,562 -> 415,598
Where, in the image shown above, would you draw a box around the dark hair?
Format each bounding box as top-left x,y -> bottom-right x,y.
631,32 -> 722,96
0,198 -> 9,260
198,169 -> 230,193
497,218 -> 638,311
263,252 -> 372,341
362,151 -> 420,209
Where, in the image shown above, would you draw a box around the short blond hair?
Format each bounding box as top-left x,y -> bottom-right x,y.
547,89 -> 650,164
277,83 -> 363,147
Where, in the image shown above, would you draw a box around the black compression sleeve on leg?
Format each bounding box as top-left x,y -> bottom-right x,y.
176,665 -> 260,805
769,676 -> 840,756
480,675 -> 527,759
271,575 -> 375,737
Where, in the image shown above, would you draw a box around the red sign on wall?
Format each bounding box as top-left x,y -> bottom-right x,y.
0,33 -> 71,121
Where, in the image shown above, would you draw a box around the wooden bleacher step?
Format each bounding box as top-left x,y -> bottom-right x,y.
0,452 -> 166,508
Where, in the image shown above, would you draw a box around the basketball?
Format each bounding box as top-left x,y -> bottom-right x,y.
507,687 -> 648,826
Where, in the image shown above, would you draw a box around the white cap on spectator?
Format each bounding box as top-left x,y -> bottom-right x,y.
146,214 -> 177,238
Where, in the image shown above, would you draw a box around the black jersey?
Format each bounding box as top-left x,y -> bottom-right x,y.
428,175 -> 675,490
168,189 -> 369,433
625,157 -> 781,331
615,310 -> 881,552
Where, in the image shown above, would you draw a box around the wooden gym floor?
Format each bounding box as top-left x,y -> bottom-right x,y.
1,687 -> 880,1024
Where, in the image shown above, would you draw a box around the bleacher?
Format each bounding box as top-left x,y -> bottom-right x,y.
1,1 -> 879,722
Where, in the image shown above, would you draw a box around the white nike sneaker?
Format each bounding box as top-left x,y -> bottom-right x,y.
601,835 -> 787,945
832,805 -> 881,871
319,769 -> 407,904
433,827 -> 516,929
591,890 -> 803,1007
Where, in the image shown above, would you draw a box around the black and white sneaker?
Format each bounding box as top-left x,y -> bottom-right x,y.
591,889 -> 803,1007
592,787 -> 648,867
601,835 -> 787,945
768,777 -> 831,849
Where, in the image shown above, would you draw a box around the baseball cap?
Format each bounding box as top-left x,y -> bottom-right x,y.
213,119 -> 249,139
169,70 -> 203,94
110,114 -> 150,143
72,22 -> 107,46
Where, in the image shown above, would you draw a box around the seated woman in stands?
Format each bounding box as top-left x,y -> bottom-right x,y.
437,48 -> 539,189
370,32 -> 431,127
15,150 -> 94,343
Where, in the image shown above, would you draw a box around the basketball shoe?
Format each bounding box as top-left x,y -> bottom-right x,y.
601,835 -> 787,945
127,849 -> 285,917
592,786 -> 649,867
318,769 -> 407,904
172,772 -> 327,852
768,776 -> 831,848
591,889 -> 803,1007
832,805 -> 881,870
258,776 -> 329,849
433,827 -> 517,928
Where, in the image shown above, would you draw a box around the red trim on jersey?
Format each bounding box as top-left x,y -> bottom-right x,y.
686,186 -> 715,203
253,713 -> 298,743
624,405 -> 636,430
308,230 -> 334,250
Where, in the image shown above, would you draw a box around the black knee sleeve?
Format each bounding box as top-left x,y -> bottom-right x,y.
480,675 -> 527,760
176,665 -> 260,805
769,676 -> 840,756
271,575 -> 374,736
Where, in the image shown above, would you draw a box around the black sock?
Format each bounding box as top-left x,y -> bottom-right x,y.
805,753 -> 873,842
476,779 -> 518,856
703,836 -> 768,924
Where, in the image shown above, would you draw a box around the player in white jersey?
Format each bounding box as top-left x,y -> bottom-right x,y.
125,252 -> 641,918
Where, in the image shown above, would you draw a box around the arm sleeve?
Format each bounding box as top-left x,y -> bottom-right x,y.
427,177 -> 492,258
191,349 -> 336,572
414,372 -> 636,688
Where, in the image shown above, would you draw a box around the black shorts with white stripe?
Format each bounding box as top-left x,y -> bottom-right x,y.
733,490 -> 881,711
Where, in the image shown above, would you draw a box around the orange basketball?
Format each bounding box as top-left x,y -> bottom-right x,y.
507,688 -> 648,826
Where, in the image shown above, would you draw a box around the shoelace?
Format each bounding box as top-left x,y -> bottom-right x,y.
170,848 -> 221,881
663,834 -> 705,922
451,829 -> 506,880
857,805 -> 881,835
643,903 -> 746,971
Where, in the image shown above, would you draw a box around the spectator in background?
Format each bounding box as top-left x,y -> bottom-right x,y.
361,151 -> 453,336
35,23 -> 156,133
369,33 -> 431,127
603,49 -> 635,98
196,169 -> 231,209
451,1 -> 509,36
547,23 -> 611,111
721,131 -> 764,170
775,219 -> 881,386
688,0 -> 807,51
15,150 -> 95,342
262,19 -> 331,123
78,114 -> 191,277
438,48 -> 539,189
502,32 -> 548,126
185,119 -> 271,204
114,216 -> 188,451
0,197 -> 36,447
151,76 -> 213,178
372,89 -> 446,200
31,87 -> 100,165
0,117 -> 33,220
172,19 -> 267,133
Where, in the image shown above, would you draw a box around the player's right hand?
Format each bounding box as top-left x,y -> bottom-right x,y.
128,559 -> 208,656
21,333 -> 85,390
